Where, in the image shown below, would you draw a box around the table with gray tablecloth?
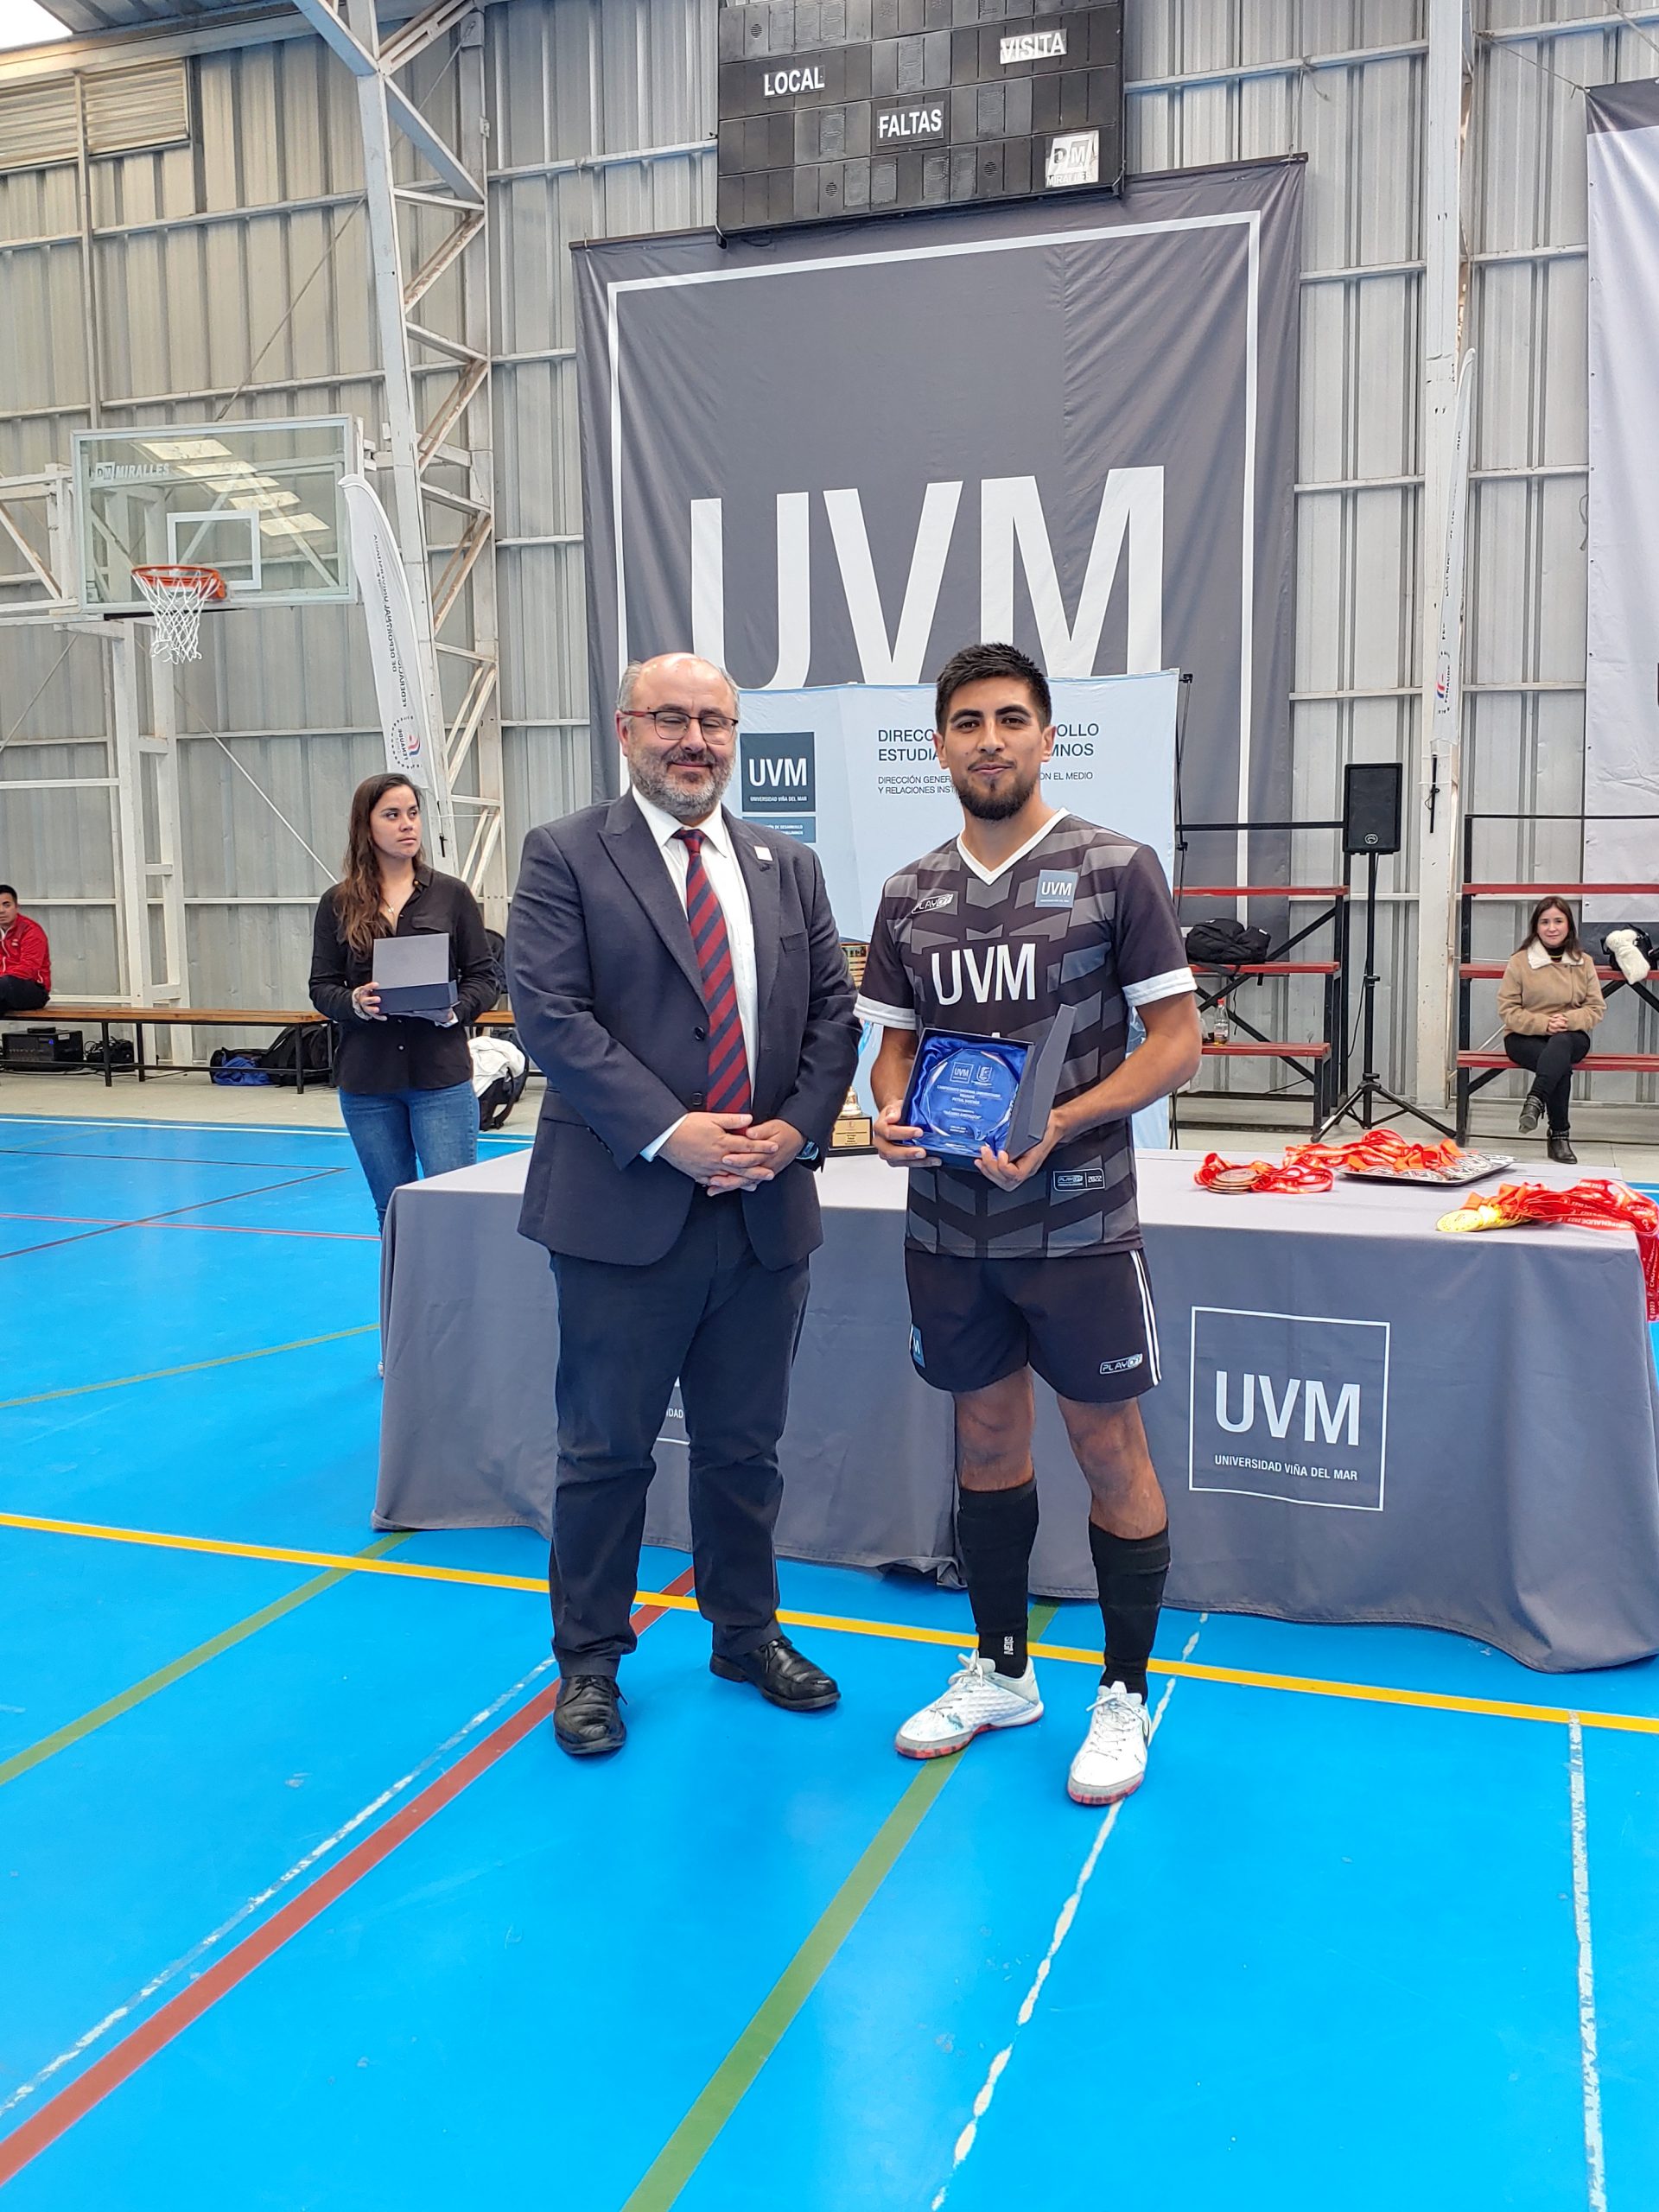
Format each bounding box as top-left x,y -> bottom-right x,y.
375,1149 -> 1659,1671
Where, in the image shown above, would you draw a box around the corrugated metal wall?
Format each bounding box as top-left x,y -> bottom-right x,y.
2,0 -> 1656,1109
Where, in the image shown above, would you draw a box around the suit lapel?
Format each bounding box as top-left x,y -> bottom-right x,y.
729,812 -> 781,1020
601,793 -> 705,1001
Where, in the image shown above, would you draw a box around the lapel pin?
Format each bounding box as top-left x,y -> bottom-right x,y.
754,847 -> 773,867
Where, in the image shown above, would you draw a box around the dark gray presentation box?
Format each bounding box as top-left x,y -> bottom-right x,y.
373,932 -> 457,1019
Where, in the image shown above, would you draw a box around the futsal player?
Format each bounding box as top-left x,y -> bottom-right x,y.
856,643 -> 1201,1804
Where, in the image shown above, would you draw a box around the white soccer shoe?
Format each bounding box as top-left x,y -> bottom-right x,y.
1066,1681 -> 1152,1806
893,1652 -> 1044,1760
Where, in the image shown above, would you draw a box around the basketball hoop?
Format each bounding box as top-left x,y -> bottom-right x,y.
131,563 -> 226,664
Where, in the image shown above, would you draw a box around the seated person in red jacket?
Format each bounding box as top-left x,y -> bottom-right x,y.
0,887 -> 50,1014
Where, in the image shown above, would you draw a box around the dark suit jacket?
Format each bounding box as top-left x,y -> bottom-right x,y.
507,795 -> 861,1269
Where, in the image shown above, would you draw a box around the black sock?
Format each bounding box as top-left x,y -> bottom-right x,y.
1090,1520 -> 1170,1703
957,1479 -> 1039,1676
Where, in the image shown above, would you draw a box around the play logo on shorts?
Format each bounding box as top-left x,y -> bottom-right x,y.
1188,1307 -> 1390,1512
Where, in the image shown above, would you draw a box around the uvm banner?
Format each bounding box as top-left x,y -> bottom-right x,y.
1586,80 -> 1659,923
736,673 -> 1178,1146
572,160 -> 1302,855
734,673 -> 1178,939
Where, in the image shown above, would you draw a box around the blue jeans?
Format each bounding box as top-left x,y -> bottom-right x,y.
338,1080 -> 478,1229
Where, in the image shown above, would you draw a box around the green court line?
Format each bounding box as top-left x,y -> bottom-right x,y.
0,1534 -> 406,1789
0,1323 -> 378,1410
620,1603 -> 1060,2212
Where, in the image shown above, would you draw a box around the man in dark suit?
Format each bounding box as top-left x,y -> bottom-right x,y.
507,652 -> 861,1757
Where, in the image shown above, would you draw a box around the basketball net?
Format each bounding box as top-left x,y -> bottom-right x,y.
132,564 -> 226,664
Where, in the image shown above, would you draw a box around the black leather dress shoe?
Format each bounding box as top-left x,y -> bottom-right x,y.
1548,1133 -> 1578,1166
553,1673 -> 626,1757
710,1634 -> 840,1712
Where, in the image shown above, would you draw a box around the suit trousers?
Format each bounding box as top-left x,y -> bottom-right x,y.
547,1189 -> 810,1676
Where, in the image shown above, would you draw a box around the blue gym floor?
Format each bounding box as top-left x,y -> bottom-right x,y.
3,1108 -> 1659,2210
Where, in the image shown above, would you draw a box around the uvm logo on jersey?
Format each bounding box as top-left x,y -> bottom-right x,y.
1035,871 -> 1077,908
1188,1307 -> 1390,1512
931,941 -> 1037,1007
740,730 -> 815,843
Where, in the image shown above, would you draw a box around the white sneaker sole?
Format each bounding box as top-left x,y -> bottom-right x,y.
1066,1766 -> 1145,1808
894,1700 -> 1045,1761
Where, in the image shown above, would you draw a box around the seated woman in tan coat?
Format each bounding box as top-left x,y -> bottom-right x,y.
1497,895 -> 1605,1165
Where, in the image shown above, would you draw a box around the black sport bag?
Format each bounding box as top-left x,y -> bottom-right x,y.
1184,920 -> 1272,968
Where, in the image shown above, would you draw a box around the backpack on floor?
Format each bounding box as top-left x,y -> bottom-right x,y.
260,1022 -> 334,1088
469,1033 -> 528,1131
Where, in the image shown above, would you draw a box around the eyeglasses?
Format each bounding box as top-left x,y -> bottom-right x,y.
620,707 -> 738,739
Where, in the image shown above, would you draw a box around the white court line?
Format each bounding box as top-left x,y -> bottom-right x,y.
929,1618 -> 1206,2211
1568,1716 -> 1608,2212
0,1113 -> 530,1147
0,1656 -> 556,2127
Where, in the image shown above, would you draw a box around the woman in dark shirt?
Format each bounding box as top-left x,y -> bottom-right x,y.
310,773 -> 498,1227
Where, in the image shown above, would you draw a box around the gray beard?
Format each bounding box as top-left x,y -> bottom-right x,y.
629,750 -> 733,822
954,764 -> 1039,822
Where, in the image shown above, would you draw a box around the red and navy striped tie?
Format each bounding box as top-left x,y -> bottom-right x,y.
677,828 -> 752,1117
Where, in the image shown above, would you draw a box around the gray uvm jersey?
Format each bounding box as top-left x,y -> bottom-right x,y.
855,814 -> 1193,1259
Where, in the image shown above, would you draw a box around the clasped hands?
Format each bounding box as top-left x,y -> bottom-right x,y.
871,1103 -> 1066,1191
662,1112 -> 804,1194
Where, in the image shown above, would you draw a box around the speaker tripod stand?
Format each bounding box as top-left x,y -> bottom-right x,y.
1314,849 -> 1455,1142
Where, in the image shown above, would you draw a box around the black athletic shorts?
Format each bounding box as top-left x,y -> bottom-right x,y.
904,1247 -> 1161,1405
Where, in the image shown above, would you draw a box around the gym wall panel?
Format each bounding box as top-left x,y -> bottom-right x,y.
0,0 -> 1656,1109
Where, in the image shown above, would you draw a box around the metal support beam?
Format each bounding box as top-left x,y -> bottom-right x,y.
149,652 -> 188,1018
453,9 -> 506,925
1413,0 -> 1473,1112
286,0 -> 505,912
286,0 -> 480,200
107,623 -> 151,1005
334,0 -> 458,868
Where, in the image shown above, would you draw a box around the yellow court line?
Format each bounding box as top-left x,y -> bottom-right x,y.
6,1508 -> 1659,1740
0,1324 -> 378,1410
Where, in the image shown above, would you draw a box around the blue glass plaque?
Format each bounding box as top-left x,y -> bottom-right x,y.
904,1033 -> 1029,1161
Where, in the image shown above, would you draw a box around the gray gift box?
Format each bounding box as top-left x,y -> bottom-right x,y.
372,931 -> 457,1019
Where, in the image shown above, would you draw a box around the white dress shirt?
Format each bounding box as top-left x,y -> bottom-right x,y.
631,788 -> 760,1160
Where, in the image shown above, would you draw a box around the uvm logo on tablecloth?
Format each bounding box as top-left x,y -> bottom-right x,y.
1188,1307 -> 1390,1513
741,730 -> 816,842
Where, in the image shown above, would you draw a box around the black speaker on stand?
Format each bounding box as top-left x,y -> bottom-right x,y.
1315,763 -> 1455,1141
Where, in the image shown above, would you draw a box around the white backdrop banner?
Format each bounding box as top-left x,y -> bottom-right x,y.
341,474 -> 433,791
736,671 -> 1179,1144
1586,81 -> 1659,921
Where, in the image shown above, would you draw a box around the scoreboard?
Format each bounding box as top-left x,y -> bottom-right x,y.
716,2 -> 1123,234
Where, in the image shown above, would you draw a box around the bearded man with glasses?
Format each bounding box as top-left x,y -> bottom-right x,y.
507,652 -> 861,1758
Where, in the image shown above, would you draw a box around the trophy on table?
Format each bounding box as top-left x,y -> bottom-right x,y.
832,942 -> 874,1153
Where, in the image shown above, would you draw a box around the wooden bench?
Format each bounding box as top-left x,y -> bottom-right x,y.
1455,1050 -> 1659,1142
3,1003 -> 518,1090
1455,938 -> 1659,1139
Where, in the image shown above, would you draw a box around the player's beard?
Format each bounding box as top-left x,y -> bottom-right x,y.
628,746 -> 733,822
953,759 -> 1040,822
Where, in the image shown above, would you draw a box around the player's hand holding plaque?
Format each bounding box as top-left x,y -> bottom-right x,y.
899,1006 -> 1077,1166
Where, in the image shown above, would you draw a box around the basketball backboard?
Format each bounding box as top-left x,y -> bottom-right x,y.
71,415 -> 361,613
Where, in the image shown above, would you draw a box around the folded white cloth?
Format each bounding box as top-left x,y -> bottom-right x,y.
1605,926 -> 1652,987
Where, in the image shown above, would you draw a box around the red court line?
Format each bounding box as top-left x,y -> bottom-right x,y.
0,1169 -> 346,1263
0,1567 -> 697,2185
0,1211 -> 375,1245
